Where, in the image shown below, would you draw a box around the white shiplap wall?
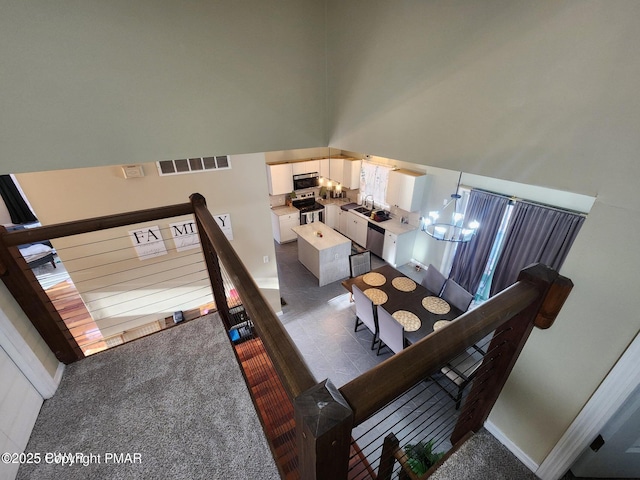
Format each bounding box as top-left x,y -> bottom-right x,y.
0,346 -> 43,480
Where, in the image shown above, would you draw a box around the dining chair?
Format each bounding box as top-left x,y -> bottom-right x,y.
352,284 -> 378,350
438,346 -> 485,409
376,306 -> 408,355
349,250 -> 371,278
421,264 -> 447,296
440,278 -> 473,312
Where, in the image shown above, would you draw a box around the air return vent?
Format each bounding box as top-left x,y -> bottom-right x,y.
156,156 -> 231,176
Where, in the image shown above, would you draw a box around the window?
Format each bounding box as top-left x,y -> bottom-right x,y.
156,156 -> 231,176
359,161 -> 392,207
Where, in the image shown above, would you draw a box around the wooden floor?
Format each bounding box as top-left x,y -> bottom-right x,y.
45,279 -> 108,356
44,278 -> 217,357
234,336 -> 299,480
233,335 -> 376,480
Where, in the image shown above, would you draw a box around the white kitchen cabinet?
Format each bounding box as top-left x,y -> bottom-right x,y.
324,204 -> 339,229
338,208 -> 348,235
292,160 -> 320,175
266,163 -> 293,196
346,211 -> 368,247
386,169 -> 427,212
271,210 -> 300,244
342,159 -> 362,190
329,158 -> 344,185
328,158 -> 361,190
383,229 -> 417,267
319,158 -> 330,179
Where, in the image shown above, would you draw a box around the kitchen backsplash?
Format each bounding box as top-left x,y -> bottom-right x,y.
269,188 -> 357,208
269,188 -> 419,227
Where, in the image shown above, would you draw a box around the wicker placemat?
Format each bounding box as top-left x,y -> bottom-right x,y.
392,276 -> 417,292
363,272 -> 386,286
433,320 -> 451,331
392,310 -> 421,332
364,288 -> 388,305
422,296 -> 451,315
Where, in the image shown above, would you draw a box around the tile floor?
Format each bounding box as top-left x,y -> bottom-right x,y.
275,239 -> 399,387
273,239 -> 461,468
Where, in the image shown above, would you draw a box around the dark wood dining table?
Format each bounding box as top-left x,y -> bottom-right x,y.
341,265 -> 463,345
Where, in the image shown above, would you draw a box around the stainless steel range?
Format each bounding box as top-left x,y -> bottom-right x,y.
292,193 -> 324,224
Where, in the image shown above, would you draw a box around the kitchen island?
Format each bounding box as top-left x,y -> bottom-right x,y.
291,222 -> 352,287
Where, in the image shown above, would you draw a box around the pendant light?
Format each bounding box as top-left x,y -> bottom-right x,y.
421,172 -> 480,243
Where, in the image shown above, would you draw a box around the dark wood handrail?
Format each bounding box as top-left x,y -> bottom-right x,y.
1,203 -> 194,246
0,202 -> 197,363
339,280 -> 541,426
190,193 -> 317,399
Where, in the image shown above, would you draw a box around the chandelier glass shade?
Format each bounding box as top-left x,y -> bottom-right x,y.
421,179 -> 480,243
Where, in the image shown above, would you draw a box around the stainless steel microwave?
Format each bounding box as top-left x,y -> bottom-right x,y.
293,172 -> 319,190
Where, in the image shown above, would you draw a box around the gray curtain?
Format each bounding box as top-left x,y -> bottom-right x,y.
490,201 -> 585,295
449,190 -> 510,295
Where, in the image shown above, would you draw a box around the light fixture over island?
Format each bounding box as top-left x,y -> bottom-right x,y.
291,222 -> 352,286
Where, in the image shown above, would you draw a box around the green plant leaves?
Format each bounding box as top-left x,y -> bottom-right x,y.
404,440 -> 445,476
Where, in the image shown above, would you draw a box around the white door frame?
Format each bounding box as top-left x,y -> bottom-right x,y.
536,331 -> 640,480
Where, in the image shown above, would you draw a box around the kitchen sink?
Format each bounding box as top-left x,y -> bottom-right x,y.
353,206 -> 392,222
354,206 -> 372,215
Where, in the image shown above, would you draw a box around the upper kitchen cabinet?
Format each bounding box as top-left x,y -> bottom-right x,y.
329,158 -> 361,190
266,163 -> 293,195
292,159 -> 320,176
319,158 -> 330,179
386,169 -> 427,212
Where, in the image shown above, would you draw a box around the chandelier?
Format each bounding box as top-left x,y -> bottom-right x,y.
421,173 -> 480,243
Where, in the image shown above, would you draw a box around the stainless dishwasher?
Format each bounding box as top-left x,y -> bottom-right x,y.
366,222 -> 385,258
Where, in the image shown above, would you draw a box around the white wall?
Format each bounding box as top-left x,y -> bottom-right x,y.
0,0 -> 327,175
327,0 -> 640,467
16,153 -> 281,337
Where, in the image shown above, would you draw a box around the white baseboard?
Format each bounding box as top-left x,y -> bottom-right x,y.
484,419 -> 540,474
53,362 -> 65,390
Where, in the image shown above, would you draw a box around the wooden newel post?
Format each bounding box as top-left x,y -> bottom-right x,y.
294,379 -> 354,480
378,433 -> 400,480
190,193 -> 233,330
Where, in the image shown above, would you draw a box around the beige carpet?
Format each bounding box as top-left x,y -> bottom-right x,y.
17,314 -> 280,480
430,429 -> 538,480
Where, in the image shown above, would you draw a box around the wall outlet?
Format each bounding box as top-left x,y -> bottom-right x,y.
263,255 -> 269,263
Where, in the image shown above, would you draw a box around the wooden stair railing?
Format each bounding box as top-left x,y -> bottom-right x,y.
0,202 -> 194,363
292,263 -> 571,479
2,192 -> 573,480
190,193 -> 317,400
191,191 -> 574,479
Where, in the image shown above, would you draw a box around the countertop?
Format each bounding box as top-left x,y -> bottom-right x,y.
375,217 -> 418,235
272,200 -> 418,235
291,223 -> 351,250
271,205 -> 298,216
317,197 -> 354,207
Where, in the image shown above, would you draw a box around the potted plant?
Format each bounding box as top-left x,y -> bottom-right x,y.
401,440 -> 445,478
